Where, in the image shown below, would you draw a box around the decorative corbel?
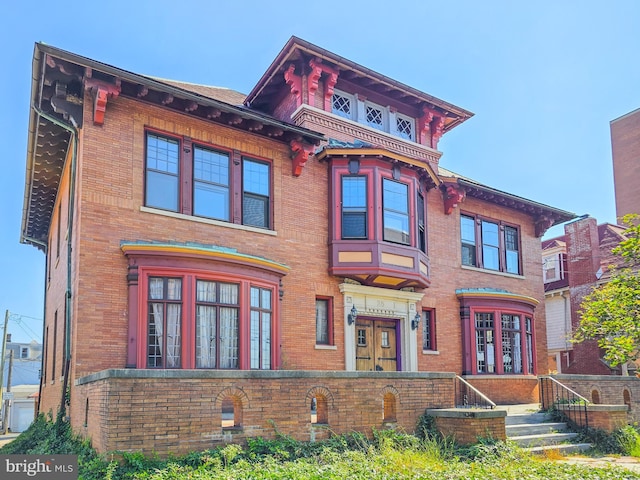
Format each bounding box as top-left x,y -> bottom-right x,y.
84,77 -> 121,126
431,116 -> 446,149
534,215 -> 555,238
307,58 -> 323,101
284,64 -> 302,106
290,140 -> 314,177
441,183 -> 466,215
418,107 -> 434,146
324,72 -> 338,111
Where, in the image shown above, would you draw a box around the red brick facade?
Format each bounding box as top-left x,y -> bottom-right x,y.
611,108 -> 640,220
24,38 -> 576,453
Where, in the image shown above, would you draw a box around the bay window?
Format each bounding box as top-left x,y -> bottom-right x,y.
148,277 -> 182,368
250,286 -> 272,369
383,178 -> 410,245
342,176 -> 368,239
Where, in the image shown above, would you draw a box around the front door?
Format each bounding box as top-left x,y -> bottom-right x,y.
355,319 -> 398,371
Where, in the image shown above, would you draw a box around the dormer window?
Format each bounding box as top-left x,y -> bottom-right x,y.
396,113 -> 415,141
543,254 -> 563,283
330,90 -> 417,142
365,102 -> 385,130
332,91 -> 354,119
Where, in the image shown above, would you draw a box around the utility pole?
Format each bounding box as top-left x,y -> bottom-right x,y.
3,350 -> 12,434
0,310 -> 8,431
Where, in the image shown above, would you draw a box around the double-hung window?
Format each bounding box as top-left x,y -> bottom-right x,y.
144,131 -> 273,229
382,179 -> 410,245
460,214 -> 521,274
342,176 -> 368,239
243,158 -> 270,228
146,134 -> 180,211
193,147 -> 230,221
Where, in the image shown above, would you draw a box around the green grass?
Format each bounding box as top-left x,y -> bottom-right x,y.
2,415 -> 640,479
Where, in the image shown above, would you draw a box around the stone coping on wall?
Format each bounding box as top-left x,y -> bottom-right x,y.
76,369 -> 457,385
557,404 -> 629,413
426,408 -> 507,419
552,374 -> 640,382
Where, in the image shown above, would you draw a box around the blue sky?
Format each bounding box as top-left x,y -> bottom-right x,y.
1,1 -> 638,342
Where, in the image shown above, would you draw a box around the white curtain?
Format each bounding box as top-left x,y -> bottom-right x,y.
196,281 -> 217,368
220,283 -> 239,369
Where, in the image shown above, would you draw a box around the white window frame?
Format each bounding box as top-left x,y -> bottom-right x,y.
331,89 -> 355,120
395,112 -> 415,141
364,100 -> 386,131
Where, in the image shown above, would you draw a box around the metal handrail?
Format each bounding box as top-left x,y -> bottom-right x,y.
455,375 -> 497,409
542,376 -> 590,404
539,375 -> 589,430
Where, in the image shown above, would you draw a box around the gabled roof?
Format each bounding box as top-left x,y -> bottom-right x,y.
245,36 -> 473,133
438,166 -> 576,236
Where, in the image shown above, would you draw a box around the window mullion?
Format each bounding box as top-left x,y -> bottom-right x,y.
181,137 -> 193,215
232,150 -> 242,224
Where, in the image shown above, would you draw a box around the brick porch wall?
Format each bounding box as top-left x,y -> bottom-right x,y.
550,374 -> 640,423
463,376 -> 539,404
75,370 -> 455,455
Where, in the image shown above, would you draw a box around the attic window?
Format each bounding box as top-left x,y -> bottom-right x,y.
332,91 -> 353,119
365,103 -> 384,130
396,114 -> 415,141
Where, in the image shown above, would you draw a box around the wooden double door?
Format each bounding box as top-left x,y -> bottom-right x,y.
355,319 -> 398,371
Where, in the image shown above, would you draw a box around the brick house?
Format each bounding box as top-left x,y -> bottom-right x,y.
543,216 -> 630,376
611,107 -> 640,220
21,37 -> 574,454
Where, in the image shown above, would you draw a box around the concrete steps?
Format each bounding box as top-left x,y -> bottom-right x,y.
500,404 -> 591,455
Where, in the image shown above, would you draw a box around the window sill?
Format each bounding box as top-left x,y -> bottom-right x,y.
461,265 -> 524,280
140,206 -> 277,236
461,374 -> 538,379
422,350 -> 439,355
315,344 -> 337,350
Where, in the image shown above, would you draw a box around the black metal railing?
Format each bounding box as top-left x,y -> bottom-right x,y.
539,376 -> 589,429
454,375 -> 496,409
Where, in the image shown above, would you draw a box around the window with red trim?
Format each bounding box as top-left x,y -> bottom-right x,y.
421,309 -> 436,351
141,272 -> 277,370
315,297 -> 334,345
144,130 -> 272,229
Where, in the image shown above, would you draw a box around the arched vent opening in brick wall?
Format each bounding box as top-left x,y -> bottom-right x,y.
221,397 -> 243,430
624,388 -> 632,411
591,389 -> 601,404
310,396 -> 328,425
383,392 -> 397,423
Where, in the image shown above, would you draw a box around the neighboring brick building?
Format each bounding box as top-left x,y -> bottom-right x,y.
543,216 -> 629,375
611,108 -> 640,220
21,37 -> 575,454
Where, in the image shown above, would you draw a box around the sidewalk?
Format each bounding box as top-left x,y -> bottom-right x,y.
0,432 -> 19,448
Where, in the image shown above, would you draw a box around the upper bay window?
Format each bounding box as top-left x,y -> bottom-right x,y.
341,176 -> 368,239
330,90 -> 416,142
144,130 -> 272,229
382,179 -> 409,245
337,163 -> 426,250
461,213 -> 521,275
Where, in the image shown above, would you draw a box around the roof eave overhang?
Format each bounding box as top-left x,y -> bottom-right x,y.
35,43 -> 325,146
245,36 -> 474,133
455,177 -> 577,232
317,147 -> 440,188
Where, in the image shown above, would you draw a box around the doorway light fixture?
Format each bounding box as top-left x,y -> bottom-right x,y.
411,312 -> 421,330
347,305 -> 358,325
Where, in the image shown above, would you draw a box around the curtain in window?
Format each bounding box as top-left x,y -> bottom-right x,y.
196,306 -> 216,368
220,307 -> 238,368
165,304 -> 181,368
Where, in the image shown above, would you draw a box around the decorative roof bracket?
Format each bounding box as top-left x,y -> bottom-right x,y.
290,140 -> 314,177
534,215 -> 555,238
441,183 -> 466,215
84,77 -> 121,126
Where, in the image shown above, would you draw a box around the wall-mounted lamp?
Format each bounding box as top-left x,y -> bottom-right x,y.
347,305 -> 358,325
411,312 -> 421,331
